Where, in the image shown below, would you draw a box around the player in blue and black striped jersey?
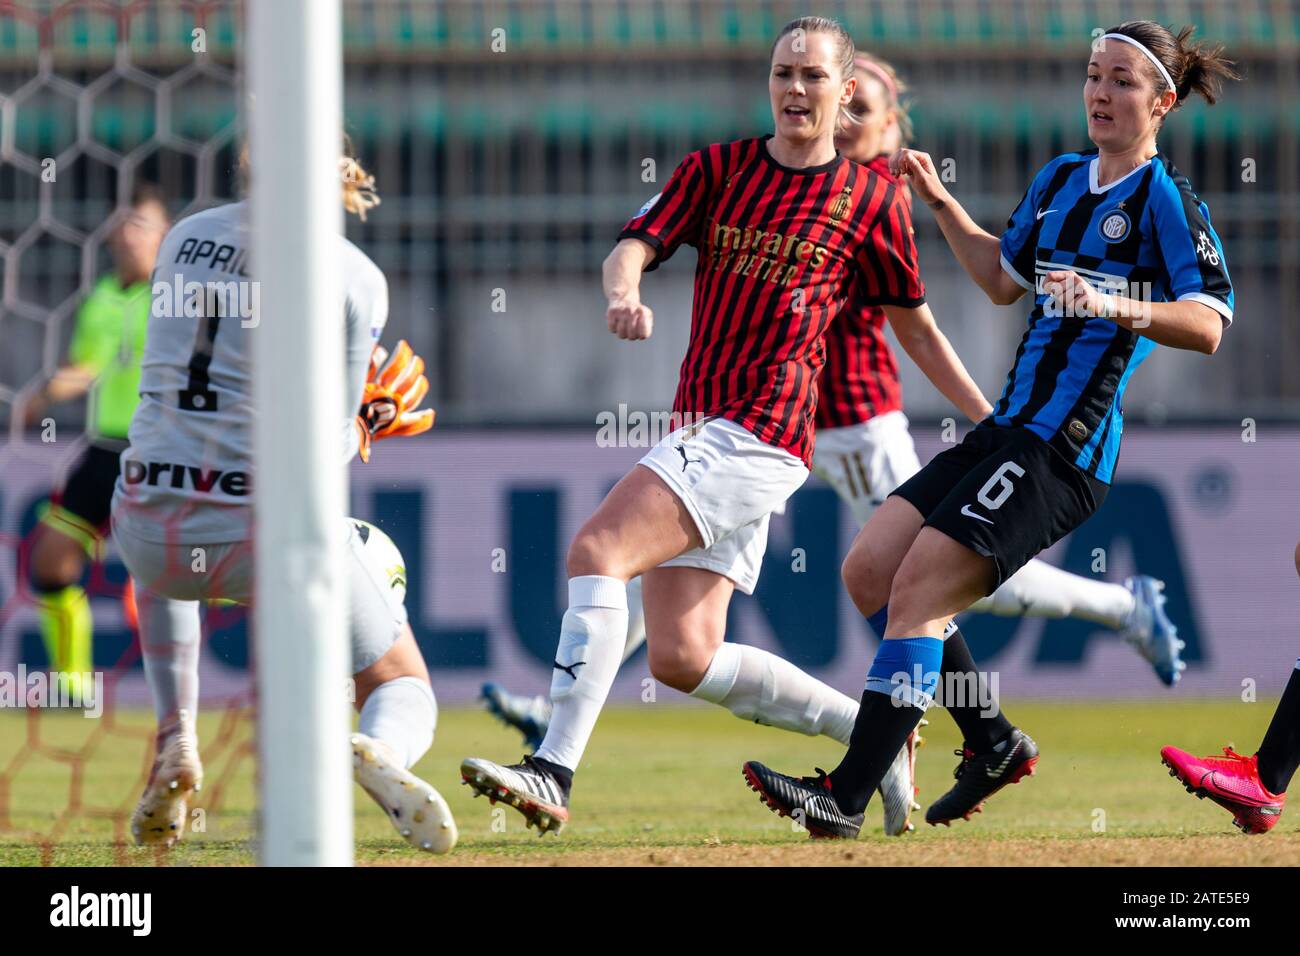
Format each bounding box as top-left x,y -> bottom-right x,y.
996,141 -> 1232,484
742,20 -> 1241,838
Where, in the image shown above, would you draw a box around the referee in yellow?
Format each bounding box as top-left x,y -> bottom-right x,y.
25,183 -> 169,691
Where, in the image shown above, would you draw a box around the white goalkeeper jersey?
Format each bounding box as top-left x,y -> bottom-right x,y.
112,200 -> 387,543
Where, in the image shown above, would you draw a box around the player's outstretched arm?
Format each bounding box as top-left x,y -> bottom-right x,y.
891,148 -> 1026,307
883,302 -> 993,424
603,237 -> 656,340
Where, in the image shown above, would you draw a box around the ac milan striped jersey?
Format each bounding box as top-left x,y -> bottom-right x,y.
619,136 -> 924,466
816,153 -> 909,430
996,150 -> 1232,483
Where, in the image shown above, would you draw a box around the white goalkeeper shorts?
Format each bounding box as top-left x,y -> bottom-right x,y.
810,411 -> 922,527
112,516 -> 408,672
637,416 -> 808,595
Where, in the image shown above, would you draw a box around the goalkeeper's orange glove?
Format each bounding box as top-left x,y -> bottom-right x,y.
355,340 -> 435,463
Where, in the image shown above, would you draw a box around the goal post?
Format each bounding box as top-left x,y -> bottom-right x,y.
247,0 -> 352,866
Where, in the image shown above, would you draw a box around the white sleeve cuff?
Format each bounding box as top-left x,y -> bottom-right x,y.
1178,291 -> 1233,327
999,252 -> 1034,291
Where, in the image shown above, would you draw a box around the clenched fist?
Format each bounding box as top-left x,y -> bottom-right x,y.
607,297 -> 654,340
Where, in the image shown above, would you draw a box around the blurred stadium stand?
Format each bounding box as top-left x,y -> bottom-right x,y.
1,0 -> 1297,434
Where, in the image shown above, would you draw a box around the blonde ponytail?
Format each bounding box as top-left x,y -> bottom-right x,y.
340,153 -> 380,221
236,134 -> 381,220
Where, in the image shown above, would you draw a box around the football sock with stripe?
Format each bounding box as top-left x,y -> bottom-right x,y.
828,636 -> 942,815
358,676 -> 437,770
533,575 -> 628,774
940,627 -> 1015,753
691,641 -> 858,745
1256,659 -> 1300,795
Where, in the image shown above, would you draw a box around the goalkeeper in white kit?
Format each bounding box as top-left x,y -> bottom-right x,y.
109,145 -> 454,853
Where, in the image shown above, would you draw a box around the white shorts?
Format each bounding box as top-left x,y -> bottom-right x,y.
111,516 -> 407,672
810,410 -> 922,526
637,416 -> 808,594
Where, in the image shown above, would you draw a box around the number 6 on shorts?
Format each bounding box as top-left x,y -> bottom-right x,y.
976,460 -> 1025,511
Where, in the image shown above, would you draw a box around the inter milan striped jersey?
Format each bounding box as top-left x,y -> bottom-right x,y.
816,154 -> 909,429
619,136 -> 924,466
996,149 -> 1232,483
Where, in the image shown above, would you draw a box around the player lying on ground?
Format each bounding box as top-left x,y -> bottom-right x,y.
743,19 -> 1238,838
109,145 -> 454,853
1159,542 -> 1300,834
481,48 -> 1185,832
462,17 -> 983,836
23,184 -> 170,696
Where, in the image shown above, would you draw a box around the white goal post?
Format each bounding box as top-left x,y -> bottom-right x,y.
248,0 -> 352,865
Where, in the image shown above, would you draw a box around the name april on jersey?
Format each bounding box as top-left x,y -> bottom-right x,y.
174,237 -> 251,276
122,459 -> 250,497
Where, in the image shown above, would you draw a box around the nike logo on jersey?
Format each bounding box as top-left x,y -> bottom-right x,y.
1035,208 -> 1057,220
960,504 -> 994,525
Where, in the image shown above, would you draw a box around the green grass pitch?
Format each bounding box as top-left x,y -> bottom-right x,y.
1,699 -> 1297,866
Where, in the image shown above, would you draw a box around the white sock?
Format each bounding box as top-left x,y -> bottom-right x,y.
622,576 -> 647,664
690,642 -> 858,746
358,675 -> 437,769
534,575 -> 628,772
137,589 -> 203,724
966,558 -> 1135,629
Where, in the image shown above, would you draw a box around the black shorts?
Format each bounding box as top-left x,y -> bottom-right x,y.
54,443 -> 123,531
889,425 -> 1107,590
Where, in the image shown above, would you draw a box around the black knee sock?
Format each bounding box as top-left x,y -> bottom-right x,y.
828,690 -> 925,815
1256,662 -> 1300,795
941,627 -> 1014,753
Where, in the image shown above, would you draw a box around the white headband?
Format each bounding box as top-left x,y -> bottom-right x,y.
1097,33 -> 1176,94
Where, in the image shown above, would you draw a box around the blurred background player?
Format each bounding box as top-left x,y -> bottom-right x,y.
462,17 -> 978,838
1159,539 -> 1300,834
109,142 -> 453,852
481,47 -> 1187,827
743,20 -> 1237,839
23,183 -> 170,693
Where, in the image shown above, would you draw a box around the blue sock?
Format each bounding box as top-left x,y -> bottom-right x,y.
865,636 -> 943,707
828,636 -> 943,814
867,605 -> 889,639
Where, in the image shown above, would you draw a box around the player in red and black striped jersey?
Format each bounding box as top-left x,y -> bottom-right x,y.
616,130 -> 925,467
460,18 -> 991,836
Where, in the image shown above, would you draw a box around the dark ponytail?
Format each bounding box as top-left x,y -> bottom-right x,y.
1105,20 -> 1240,108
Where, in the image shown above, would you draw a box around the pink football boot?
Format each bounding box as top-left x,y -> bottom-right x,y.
1160,745 -> 1287,834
